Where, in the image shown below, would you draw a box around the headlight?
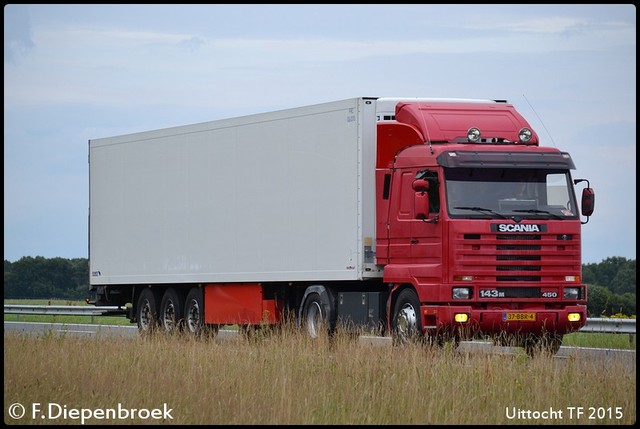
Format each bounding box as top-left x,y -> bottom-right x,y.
518,127 -> 533,143
568,313 -> 582,322
454,313 -> 469,323
467,127 -> 481,143
564,287 -> 580,300
452,287 -> 471,300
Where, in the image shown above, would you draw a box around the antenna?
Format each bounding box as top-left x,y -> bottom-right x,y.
522,94 -> 556,147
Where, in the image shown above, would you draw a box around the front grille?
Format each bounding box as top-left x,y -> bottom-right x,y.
497,265 -> 540,271
497,234 -> 541,241
497,245 -> 540,251
454,228 -> 580,284
497,255 -> 541,261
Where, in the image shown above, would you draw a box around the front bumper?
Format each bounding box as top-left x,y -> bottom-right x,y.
420,304 -> 587,336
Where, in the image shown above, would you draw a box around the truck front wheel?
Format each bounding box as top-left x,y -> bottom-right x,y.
392,289 -> 423,346
524,333 -> 563,357
137,288 -> 160,334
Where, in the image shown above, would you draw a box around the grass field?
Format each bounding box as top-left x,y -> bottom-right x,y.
4,326 -> 636,425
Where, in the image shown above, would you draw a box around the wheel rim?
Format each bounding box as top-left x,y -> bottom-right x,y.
305,301 -> 324,338
139,299 -> 153,331
396,303 -> 417,342
186,299 -> 201,333
162,300 -> 177,332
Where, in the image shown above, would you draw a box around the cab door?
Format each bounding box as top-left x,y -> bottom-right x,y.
387,168 -> 443,267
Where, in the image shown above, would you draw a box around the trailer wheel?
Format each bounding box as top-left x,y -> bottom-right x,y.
137,288 -> 160,334
184,288 -> 219,338
301,293 -> 329,339
184,288 -> 205,336
392,289 -> 423,346
160,288 -> 184,334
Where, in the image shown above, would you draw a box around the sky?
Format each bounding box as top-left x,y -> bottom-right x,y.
3,4 -> 636,264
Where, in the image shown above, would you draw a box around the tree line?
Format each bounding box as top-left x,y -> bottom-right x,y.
3,256 -> 636,317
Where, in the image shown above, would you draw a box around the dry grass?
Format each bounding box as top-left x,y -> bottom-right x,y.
4,326 -> 636,425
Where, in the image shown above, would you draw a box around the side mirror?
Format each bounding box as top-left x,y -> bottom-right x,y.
412,179 -> 429,192
413,179 -> 430,219
581,187 -> 595,217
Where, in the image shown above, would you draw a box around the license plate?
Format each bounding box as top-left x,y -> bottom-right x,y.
503,312 -> 536,322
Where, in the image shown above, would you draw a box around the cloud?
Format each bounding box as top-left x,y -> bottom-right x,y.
4,5 -> 36,63
501,17 -> 590,33
4,13 -> 635,110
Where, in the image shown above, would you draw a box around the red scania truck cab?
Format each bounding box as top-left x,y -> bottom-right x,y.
375,99 -> 594,354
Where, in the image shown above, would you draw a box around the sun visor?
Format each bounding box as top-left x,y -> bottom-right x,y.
436,150 -> 576,169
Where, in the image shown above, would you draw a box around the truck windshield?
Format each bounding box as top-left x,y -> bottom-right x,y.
445,168 -> 579,219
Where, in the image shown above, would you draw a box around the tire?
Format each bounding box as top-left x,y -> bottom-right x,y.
159,288 -> 184,334
524,333 -> 563,357
301,292 -> 329,339
493,332 -> 520,348
545,334 -> 563,355
137,288 -> 160,334
392,289 -> 423,346
184,287 -> 205,336
184,287 -> 219,338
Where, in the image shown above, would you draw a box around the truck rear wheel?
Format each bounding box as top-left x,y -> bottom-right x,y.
160,288 -> 184,334
392,289 -> 423,346
137,288 -> 160,334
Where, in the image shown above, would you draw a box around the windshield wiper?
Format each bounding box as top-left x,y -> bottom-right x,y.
513,209 -> 563,220
454,206 -> 508,219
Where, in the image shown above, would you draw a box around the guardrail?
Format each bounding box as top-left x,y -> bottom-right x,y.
579,317 -> 636,334
4,304 -> 127,322
3,305 -> 635,334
